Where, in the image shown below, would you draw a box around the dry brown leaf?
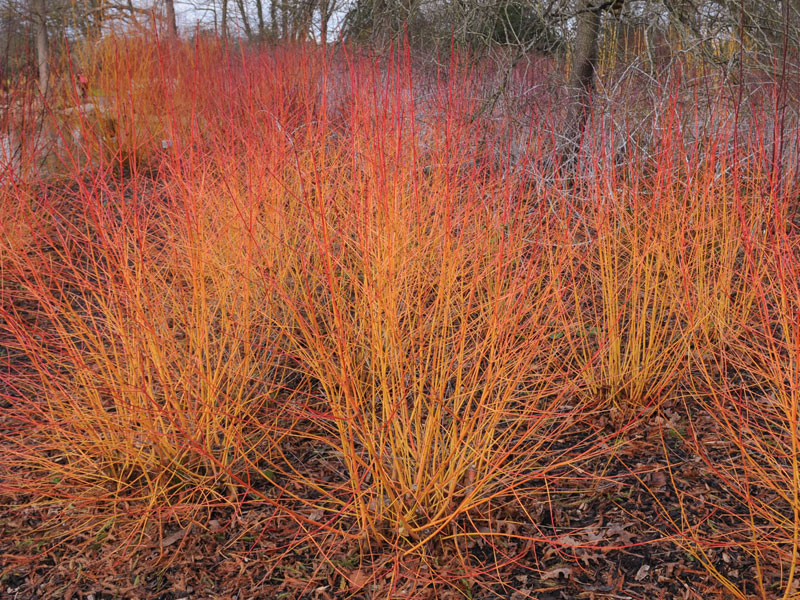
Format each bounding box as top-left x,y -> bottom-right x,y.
606,522 -> 636,545
208,519 -> 222,532
348,569 -> 370,591
556,535 -> 580,547
542,566 -> 572,581
161,527 -> 189,548
650,470 -> 667,490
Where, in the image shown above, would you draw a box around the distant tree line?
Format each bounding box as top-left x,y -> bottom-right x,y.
2,1 -> 797,57
1,1 -> 797,164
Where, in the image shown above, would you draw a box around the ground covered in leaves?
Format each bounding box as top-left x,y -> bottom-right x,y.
0,398 -> 778,599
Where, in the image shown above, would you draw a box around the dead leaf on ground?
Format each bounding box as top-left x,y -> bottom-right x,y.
161,527 -> 190,548
542,566 -> 572,581
348,569 -> 370,591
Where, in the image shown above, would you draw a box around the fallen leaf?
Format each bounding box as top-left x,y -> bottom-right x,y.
161,527 -> 189,548
348,569 -> 370,591
650,470 -> 667,490
208,519 -> 222,532
555,535 -> 580,547
606,522 -> 636,545
542,566 -> 572,581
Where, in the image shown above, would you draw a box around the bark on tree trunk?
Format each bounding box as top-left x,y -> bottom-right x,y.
237,0 -> 253,38
270,0 -> 278,37
559,0 -> 605,166
294,0 -> 314,40
32,0 -> 49,96
165,0 -> 178,37
320,0 -> 330,44
221,0 -> 228,38
281,1 -> 289,40
236,0 -> 253,39
255,0 -> 265,39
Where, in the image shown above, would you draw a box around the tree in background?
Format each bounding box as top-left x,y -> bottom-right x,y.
559,0 -> 623,164
31,0 -> 47,94
165,0 -> 178,35
185,0 -> 339,41
1,0 -> 797,105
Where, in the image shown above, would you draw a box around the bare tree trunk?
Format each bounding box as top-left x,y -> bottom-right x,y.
165,0 -> 178,37
236,0 -> 253,38
559,0 -> 608,165
372,0 -> 386,40
270,0 -> 278,37
255,0 -> 266,38
281,1 -> 289,39
319,0 -> 329,43
294,0 -> 315,40
221,0 -> 229,38
32,0 -> 49,96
